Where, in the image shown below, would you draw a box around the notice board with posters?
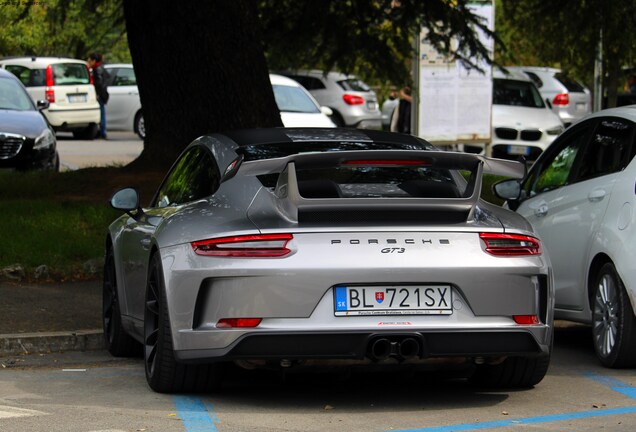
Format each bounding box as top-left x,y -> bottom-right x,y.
415,1 -> 494,147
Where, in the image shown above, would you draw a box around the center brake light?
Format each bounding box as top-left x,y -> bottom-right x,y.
342,160 -> 431,166
479,233 -> 541,256
192,234 -> 293,257
343,94 -> 364,105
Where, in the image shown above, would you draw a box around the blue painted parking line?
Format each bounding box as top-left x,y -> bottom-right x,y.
173,395 -> 219,432
390,372 -> 636,432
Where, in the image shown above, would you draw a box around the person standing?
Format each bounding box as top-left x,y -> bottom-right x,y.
87,52 -> 109,139
390,86 -> 412,134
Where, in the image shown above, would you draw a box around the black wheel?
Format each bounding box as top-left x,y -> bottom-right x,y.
72,123 -> 98,140
103,246 -> 140,357
144,253 -> 222,393
470,354 -> 551,388
592,263 -> 636,368
134,111 -> 145,139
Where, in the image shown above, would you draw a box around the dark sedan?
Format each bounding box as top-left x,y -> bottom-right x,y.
0,69 -> 58,170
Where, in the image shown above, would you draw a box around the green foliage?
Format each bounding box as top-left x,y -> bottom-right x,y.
0,0 -> 130,62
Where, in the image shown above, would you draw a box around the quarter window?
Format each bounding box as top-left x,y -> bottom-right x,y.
112,68 -> 137,86
5,65 -> 31,86
154,147 -> 220,207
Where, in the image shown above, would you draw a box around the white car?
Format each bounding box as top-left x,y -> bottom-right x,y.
0,57 -> 100,139
494,106 -> 636,368
490,69 -> 564,161
508,66 -> 592,127
104,64 -> 144,139
270,74 -> 335,127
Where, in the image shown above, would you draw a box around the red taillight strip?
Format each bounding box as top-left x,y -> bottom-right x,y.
342,159 -> 431,166
216,318 -> 262,328
192,234 -> 293,257
479,233 -> 541,256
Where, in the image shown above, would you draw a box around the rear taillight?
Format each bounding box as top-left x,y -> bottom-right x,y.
45,65 -> 55,103
192,234 -> 293,257
552,93 -> 569,106
216,318 -> 262,328
513,315 -> 540,325
343,94 -> 364,105
479,233 -> 541,256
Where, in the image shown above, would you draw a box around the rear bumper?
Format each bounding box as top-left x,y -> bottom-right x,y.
174,329 -> 549,363
44,106 -> 100,128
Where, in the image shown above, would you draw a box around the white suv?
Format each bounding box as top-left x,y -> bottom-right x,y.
0,57 -> 100,139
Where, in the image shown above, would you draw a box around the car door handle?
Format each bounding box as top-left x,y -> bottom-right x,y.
140,238 -> 151,249
588,189 -> 606,202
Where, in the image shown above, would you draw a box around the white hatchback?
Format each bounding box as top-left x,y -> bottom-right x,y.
0,57 -> 100,139
270,74 -> 335,127
104,64 -> 144,139
494,106 -> 636,368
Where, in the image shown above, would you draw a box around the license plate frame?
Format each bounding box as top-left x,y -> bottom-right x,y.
334,285 -> 453,316
508,145 -> 530,156
68,93 -> 88,103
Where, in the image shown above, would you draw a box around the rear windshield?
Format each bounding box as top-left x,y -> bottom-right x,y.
493,79 -> 545,108
238,140 -> 433,162
337,79 -> 371,92
554,73 -> 586,93
272,84 -> 320,113
52,63 -> 90,85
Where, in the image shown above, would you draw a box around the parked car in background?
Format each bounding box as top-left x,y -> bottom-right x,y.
270,74 -> 335,127
490,69 -> 564,162
104,64 -> 144,139
0,57 -> 100,139
0,69 -> 58,170
277,70 -> 382,129
494,106 -> 636,368
105,127 -> 553,393
509,67 -> 592,127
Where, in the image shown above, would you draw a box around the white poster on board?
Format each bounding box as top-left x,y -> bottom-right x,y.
417,2 -> 494,145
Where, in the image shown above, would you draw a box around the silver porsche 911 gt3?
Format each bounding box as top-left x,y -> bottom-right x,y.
104,128 -> 553,393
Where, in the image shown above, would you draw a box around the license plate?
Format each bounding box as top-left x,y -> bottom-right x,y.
576,102 -> 586,111
367,101 -> 377,110
334,285 -> 452,316
68,94 -> 87,103
508,145 -> 530,156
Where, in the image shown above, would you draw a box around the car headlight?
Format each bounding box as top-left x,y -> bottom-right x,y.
33,129 -> 55,150
546,126 -> 564,136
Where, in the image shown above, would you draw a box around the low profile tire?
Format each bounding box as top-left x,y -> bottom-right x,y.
470,354 -> 551,388
103,246 -> 140,357
144,253 -> 222,393
134,111 -> 145,139
592,263 -> 636,368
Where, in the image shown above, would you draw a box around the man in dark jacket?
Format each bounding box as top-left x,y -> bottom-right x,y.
87,52 -> 110,139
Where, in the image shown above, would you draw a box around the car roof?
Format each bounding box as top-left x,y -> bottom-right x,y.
280,69 -> 357,81
508,66 -> 561,75
269,74 -> 303,87
218,127 -> 433,149
579,105 -> 636,123
493,68 -> 533,82
104,63 -> 133,68
0,56 -> 88,67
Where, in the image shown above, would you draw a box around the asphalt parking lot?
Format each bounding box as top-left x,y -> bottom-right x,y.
1,324 -> 636,432
56,131 -> 143,170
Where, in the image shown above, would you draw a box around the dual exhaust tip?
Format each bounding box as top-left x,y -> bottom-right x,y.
368,337 -> 422,361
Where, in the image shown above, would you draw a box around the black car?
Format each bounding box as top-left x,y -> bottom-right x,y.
0,69 -> 58,170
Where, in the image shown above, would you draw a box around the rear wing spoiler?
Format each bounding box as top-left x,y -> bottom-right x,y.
235,150 -> 525,224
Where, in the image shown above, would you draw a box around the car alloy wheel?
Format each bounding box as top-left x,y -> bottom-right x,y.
144,256 -> 161,381
135,112 -> 145,139
103,246 -> 139,356
592,263 -> 636,368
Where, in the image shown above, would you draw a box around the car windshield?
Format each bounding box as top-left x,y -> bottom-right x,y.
493,79 -> 545,108
0,77 -> 34,111
272,84 -> 320,113
52,63 -> 90,85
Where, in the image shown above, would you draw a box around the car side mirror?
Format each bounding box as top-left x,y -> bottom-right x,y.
111,187 -> 141,217
493,179 -> 522,202
36,100 -> 50,110
320,106 -> 333,116
545,98 -> 553,109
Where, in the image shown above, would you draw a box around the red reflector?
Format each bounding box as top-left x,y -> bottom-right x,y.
552,93 -> 569,106
513,315 -> 539,325
479,233 -> 541,256
343,94 -> 364,105
217,318 -> 262,328
45,89 -> 55,103
342,159 -> 431,166
192,234 -> 293,257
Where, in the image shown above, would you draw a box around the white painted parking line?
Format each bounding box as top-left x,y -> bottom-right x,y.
0,404 -> 46,419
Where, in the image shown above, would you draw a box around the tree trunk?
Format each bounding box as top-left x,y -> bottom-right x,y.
123,0 -> 282,170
